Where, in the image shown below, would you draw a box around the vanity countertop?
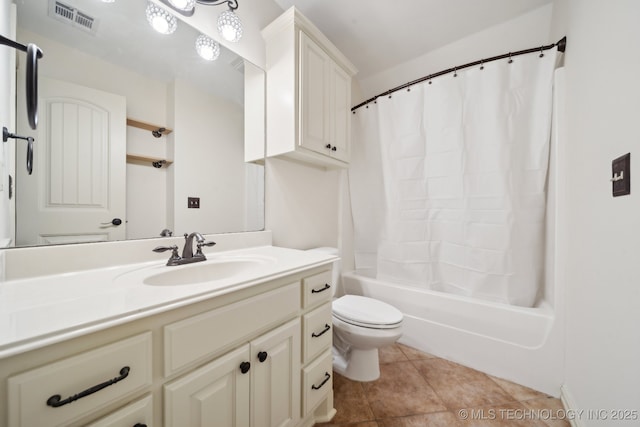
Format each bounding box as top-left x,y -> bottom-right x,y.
0,245 -> 337,359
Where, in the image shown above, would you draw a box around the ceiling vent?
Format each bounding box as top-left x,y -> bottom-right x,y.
48,0 -> 99,35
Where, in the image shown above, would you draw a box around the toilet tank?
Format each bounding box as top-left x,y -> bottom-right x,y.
306,247 -> 340,297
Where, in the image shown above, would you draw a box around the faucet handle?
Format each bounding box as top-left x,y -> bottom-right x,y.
195,240 -> 216,257
153,245 -> 181,265
153,245 -> 179,253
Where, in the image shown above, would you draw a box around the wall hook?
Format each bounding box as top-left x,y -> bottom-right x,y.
152,127 -> 167,138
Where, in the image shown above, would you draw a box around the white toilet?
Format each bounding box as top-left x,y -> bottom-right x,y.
308,248 -> 403,382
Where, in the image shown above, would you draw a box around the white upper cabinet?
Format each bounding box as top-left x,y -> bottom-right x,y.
262,7 -> 357,168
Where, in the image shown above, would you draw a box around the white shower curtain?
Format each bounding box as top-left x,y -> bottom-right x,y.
350,51 -> 557,307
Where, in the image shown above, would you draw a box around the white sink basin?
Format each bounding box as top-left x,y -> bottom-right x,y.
143,256 -> 272,286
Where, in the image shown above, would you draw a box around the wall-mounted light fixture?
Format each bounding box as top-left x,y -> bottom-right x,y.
159,0 -> 242,42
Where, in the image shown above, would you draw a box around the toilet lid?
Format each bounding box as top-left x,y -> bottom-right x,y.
332,295 -> 403,329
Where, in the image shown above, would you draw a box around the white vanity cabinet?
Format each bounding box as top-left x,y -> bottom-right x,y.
263,7 -> 357,169
0,263 -> 336,427
300,270 -> 335,420
164,319 -> 301,427
7,333 -> 153,427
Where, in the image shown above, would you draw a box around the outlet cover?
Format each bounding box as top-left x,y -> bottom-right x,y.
188,197 -> 200,209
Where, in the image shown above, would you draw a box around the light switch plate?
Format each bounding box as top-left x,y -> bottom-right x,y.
612,153 -> 630,197
188,197 -> 200,208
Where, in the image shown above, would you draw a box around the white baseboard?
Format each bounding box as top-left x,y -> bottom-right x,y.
560,384 -> 583,427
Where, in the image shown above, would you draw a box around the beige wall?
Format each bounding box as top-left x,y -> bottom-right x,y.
551,0 -> 640,422
171,79 -> 247,235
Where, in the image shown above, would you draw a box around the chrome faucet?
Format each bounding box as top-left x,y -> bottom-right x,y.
153,232 -> 217,266
182,232 -> 205,259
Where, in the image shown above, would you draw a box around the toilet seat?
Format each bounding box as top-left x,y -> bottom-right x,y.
332,295 -> 403,329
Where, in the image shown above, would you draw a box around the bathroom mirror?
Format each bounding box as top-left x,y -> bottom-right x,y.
12,0 -> 265,247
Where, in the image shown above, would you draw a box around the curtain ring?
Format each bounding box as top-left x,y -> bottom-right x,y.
407,86 -> 411,92
539,46 -> 545,58
508,53 -> 513,64
480,60 -> 484,70
428,75 -> 432,85
453,67 -> 457,77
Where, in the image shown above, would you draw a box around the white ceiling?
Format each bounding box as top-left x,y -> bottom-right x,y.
272,0 -> 552,79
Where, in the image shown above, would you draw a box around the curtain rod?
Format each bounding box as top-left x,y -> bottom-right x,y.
352,36 -> 566,112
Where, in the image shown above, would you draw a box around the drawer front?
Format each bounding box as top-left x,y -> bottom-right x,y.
8,332 -> 152,427
302,270 -> 333,308
303,302 -> 332,364
302,349 -> 333,416
86,394 -> 153,427
165,282 -> 300,376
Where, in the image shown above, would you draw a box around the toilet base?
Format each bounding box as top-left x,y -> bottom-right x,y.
332,347 -> 381,382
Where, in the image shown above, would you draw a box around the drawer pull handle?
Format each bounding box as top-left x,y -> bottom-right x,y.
311,283 -> 331,294
257,351 -> 268,363
46,366 -> 130,408
311,372 -> 331,390
240,361 -> 251,374
311,323 -> 331,338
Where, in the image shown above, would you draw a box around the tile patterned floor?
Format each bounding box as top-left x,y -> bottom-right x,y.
315,344 -> 570,427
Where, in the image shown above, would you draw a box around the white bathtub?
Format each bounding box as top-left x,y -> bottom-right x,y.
341,268 -> 564,396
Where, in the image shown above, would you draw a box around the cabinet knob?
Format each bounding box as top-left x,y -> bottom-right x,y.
257,351 -> 268,363
331,146 -> 337,152
133,424 -> 147,427
239,361 -> 251,374
325,144 -> 332,149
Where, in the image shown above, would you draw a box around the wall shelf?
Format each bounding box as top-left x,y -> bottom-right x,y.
126,154 -> 173,168
126,118 -> 173,138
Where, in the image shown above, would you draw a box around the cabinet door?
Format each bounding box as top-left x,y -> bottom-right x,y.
329,63 -> 351,162
299,32 -> 330,155
251,319 -> 301,427
164,345 -> 251,427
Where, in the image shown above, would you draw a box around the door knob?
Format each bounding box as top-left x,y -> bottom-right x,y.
101,218 -> 122,226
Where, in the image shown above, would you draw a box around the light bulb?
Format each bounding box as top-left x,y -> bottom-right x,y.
166,0 -> 196,11
217,9 -> 243,43
146,2 -> 177,35
196,34 -> 220,61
